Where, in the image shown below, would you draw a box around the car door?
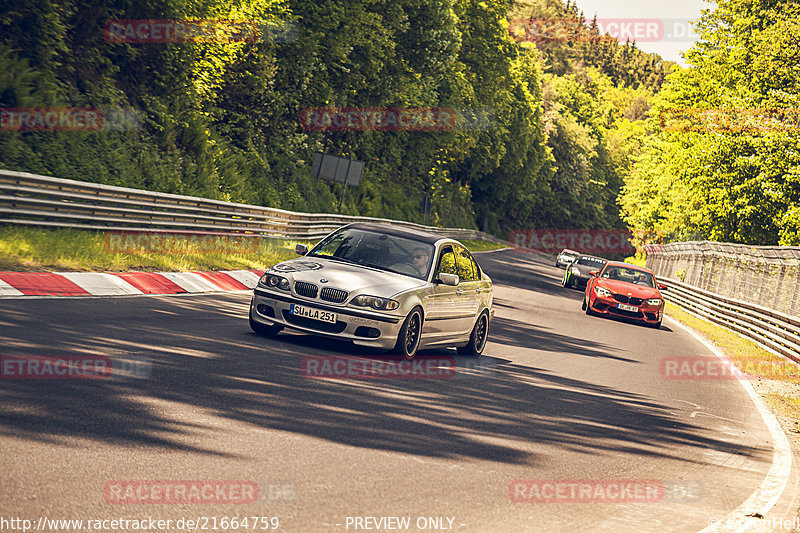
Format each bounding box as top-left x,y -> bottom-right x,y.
421,245 -> 463,339
454,245 -> 484,333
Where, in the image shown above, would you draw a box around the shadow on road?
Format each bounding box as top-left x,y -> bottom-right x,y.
489,316 -> 639,363
0,291 -> 766,467
477,249 -> 566,296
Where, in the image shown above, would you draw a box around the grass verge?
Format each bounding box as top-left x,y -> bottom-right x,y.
459,239 -> 509,252
665,301 -> 800,438
0,226 -> 311,272
0,226 -> 506,272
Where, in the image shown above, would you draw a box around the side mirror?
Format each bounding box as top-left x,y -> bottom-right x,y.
658,283 -> 667,291
295,243 -> 309,255
589,270 -> 598,277
438,273 -> 459,286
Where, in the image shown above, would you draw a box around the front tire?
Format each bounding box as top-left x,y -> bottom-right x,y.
250,309 -> 282,337
584,296 -> 595,316
458,312 -> 489,356
394,308 -> 423,360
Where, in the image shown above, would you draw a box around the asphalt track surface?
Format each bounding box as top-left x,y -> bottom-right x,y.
1,249 -> 798,532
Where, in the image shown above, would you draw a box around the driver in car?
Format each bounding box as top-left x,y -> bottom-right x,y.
411,247 -> 430,276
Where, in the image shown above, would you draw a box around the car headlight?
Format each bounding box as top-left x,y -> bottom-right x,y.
646,298 -> 663,306
570,267 -> 580,275
594,286 -> 612,297
259,273 -> 290,291
351,295 -> 400,311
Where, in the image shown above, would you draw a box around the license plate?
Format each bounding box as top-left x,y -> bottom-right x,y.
617,303 -> 639,312
290,304 -> 336,323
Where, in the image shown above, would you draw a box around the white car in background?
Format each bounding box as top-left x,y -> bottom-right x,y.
555,248 -> 580,268
249,223 -> 494,359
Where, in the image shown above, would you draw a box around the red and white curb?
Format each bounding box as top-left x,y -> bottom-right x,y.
0,269 -> 265,298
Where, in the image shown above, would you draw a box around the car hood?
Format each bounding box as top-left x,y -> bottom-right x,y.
269,257 -> 426,297
597,278 -> 661,299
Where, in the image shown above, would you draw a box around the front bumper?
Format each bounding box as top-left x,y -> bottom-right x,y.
588,294 -> 663,324
250,287 -> 404,349
565,273 -> 589,289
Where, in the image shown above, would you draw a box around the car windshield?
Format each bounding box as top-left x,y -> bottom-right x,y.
576,257 -> 606,267
309,228 -> 434,280
601,266 -> 656,288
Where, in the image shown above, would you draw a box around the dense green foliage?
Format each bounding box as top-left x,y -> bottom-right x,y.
619,0 -> 800,246
0,0 -> 671,237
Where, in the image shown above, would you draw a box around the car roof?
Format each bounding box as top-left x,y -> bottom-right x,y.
602,261 -> 655,274
341,222 -> 446,245
561,249 -> 580,254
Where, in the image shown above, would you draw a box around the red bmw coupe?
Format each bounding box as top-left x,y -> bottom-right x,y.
582,262 -> 666,329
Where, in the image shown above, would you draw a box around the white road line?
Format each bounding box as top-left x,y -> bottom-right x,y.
666,316 -> 794,533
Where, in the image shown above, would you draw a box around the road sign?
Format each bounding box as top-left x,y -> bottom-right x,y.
310,152 -> 365,213
311,152 -> 364,186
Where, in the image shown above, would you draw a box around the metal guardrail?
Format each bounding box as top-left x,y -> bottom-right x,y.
644,241 -> 800,318
646,241 -> 800,362
0,170 -> 507,244
659,278 -> 800,363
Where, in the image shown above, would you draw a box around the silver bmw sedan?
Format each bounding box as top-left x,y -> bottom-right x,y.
249,222 -> 494,359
